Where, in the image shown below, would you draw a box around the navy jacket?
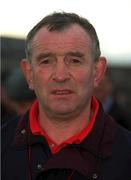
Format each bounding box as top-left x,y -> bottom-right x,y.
2,104 -> 131,180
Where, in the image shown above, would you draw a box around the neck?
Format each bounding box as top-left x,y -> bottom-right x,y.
38,104 -> 91,145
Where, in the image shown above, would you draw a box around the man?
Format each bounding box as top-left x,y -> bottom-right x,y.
2,12 -> 131,180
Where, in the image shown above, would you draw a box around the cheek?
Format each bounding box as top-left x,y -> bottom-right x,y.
31,68 -> 48,91
72,75 -> 87,96
74,69 -> 94,88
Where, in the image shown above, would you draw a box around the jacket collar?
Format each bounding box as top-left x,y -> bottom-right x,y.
12,103 -> 117,179
13,102 -> 116,157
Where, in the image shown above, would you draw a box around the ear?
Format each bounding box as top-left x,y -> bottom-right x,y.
20,59 -> 34,90
94,57 -> 107,88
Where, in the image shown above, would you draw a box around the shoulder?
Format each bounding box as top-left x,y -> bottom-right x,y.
115,125 -> 131,148
1,117 -> 20,152
107,113 -> 131,149
1,112 -> 29,152
104,111 -> 131,144
102,112 -> 131,154
111,124 -> 131,162
2,116 -> 20,137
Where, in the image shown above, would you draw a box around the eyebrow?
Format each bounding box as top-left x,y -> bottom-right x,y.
66,51 -> 84,57
36,52 -> 54,60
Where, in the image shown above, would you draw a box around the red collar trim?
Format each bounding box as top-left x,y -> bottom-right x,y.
30,96 -> 99,154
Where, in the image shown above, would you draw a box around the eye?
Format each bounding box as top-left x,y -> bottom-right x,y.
40,57 -> 55,65
67,57 -> 82,66
41,58 -> 51,64
36,53 -> 56,66
71,58 -> 81,64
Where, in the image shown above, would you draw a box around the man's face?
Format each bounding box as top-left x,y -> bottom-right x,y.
22,24 -> 105,119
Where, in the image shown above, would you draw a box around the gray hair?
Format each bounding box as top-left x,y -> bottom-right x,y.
25,12 -> 101,61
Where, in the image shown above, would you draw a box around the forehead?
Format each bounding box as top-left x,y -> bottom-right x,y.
32,24 -> 93,53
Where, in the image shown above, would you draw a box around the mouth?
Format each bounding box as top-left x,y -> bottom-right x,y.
51,89 -> 74,95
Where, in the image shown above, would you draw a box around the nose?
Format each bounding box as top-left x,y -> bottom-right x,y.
52,59 -> 70,82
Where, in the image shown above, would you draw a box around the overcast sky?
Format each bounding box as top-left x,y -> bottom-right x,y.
1,0 -> 131,65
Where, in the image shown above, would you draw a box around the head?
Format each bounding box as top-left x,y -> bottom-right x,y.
21,12 -> 106,119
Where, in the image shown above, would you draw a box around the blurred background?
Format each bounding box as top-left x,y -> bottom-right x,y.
1,0 -> 131,129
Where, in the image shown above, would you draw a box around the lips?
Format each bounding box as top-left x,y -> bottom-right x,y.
51,89 -> 73,95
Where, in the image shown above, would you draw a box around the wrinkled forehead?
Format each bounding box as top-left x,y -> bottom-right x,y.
31,24 -> 93,51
